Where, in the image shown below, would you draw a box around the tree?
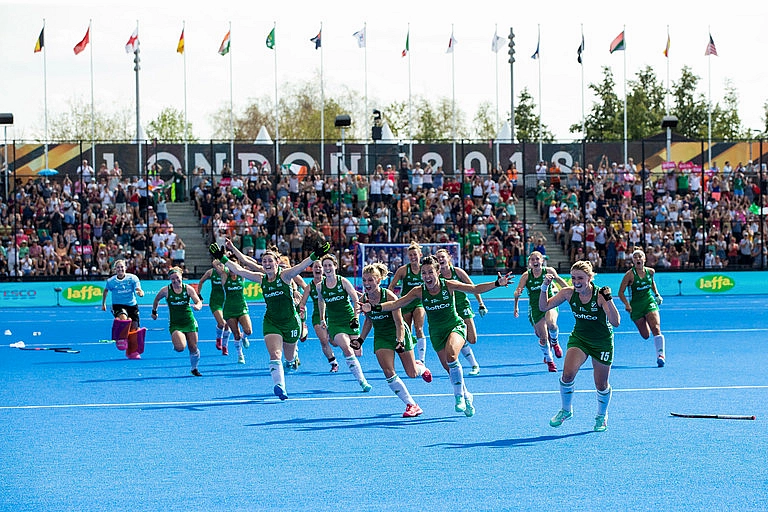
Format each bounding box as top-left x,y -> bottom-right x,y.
626,66 -> 666,140
472,101 -> 498,140
381,100 -> 409,138
711,81 -> 745,140
146,107 -> 196,142
48,96 -> 134,141
515,88 -> 554,143
670,66 -> 709,139
575,67 -> 623,141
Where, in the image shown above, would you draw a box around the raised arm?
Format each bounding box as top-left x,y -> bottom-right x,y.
225,238 -> 263,271
197,269 -> 213,293
365,286 -> 423,313
598,286 -> 621,327
538,274 -> 573,313
513,271 -> 529,318
446,272 -> 514,296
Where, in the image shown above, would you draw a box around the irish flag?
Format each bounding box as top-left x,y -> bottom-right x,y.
609,31 -> 625,53
218,30 -> 231,56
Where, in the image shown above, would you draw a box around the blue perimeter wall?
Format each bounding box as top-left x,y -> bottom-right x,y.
0,270 -> 760,308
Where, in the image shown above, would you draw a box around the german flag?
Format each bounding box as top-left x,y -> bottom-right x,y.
34,27 -> 44,53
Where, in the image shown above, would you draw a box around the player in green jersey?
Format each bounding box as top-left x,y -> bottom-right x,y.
197,261 -> 231,355
388,242 -> 428,364
513,251 -> 569,372
355,262 -> 433,417
435,248 -> 483,376
151,267 -> 204,376
539,261 -> 621,432
618,248 -> 666,367
363,256 -> 513,417
210,240 -> 330,400
316,254 -> 372,392
298,260 -> 339,373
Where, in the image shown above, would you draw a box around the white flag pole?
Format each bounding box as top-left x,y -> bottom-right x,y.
89,20 -> 95,168
320,21 -> 325,171
42,18 -> 49,169
273,22 -> 280,170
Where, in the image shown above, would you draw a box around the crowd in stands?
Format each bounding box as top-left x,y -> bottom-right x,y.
0,160 -> 188,278
535,156 -> 768,271
2,151 -> 766,279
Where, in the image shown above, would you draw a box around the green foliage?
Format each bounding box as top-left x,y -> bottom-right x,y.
579,67 -> 623,141
515,88 -> 554,143
626,66 -> 666,140
472,101 -> 498,140
48,96 -> 134,141
671,66 -> 709,139
146,107 -> 196,142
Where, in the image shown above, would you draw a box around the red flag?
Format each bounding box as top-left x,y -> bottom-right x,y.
125,27 -> 139,53
74,27 -> 90,55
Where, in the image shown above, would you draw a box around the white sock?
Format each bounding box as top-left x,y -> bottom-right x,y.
346,355 -> 367,384
560,378 -> 575,412
540,341 -> 553,362
413,360 -> 425,377
387,374 -> 414,405
461,342 -> 478,367
447,360 -> 465,397
416,336 -> 427,362
234,338 -> 242,355
215,326 -> 224,339
269,359 -> 285,388
222,329 -> 231,347
189,349 -> 200,370
597,385 -> 612,416
653,334 -> 665,356
549,328 -> 559,346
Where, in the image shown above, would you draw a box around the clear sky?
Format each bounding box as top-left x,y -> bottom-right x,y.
1,0 -> 766,142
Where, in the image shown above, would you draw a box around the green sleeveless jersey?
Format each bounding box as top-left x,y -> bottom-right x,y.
365,286 -> 397,341
422,278 -> 464,347
629,266 -> 659,321
450,267 -> 471,311
321,277 -> 354,322
262,269 -> 297,325
568,285 -> 613,343
208,270 -> 225,310
308,279 -> 321,325
166,284 -> 198,333
400,264 -> 423,311
525,268 -> 554,324
222,273 -> 248,319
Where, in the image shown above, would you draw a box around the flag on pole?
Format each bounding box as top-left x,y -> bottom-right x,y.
74,26 -> 90,55
531,38 -> 540,59
705,34 -> 718,56
34,27 -> 44,53
577,34 -> 585,64
353,27 -> 366,48
218,30 -> 231,55
402,29 -> 409,57
310,29 -> 321,49
491,31 -> 504,53
125,27 -> 139,54
177,29 -> 185,54
266,27 -> 275,49
446,32 -> 457,53
609,31 -> 625,53
664,34 -> 670,58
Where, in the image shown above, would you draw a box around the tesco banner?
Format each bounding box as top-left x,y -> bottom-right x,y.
0,271 -> 762,308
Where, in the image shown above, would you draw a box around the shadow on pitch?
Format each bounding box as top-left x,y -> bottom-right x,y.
246,413 -> 459,431
429,430 -> 593,449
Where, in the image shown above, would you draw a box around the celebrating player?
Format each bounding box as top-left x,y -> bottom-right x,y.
197,261 -> 232,355
435,248 -> 483,375
539,261 -> 620,432
210,240 -> 330,400
388,242 -> 428,364
362,256 -> 513,417
356,262 -> 433,417
298,260 -> 340,373
513,251 -> 568,372
618,248 -> 666,367
151,267 -> 204,376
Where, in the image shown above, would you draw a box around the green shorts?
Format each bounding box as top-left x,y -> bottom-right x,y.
630,301 -> 659,322
429,322 -> 467,353
263,314 -> 301,344
528,308 -> 547,327
327,321 -> 359,342
209,294 -> 225,313
567,332 -> 614,366
170,319 -> 198,334
373,325 -> 416,353
223,303 -> 248,321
